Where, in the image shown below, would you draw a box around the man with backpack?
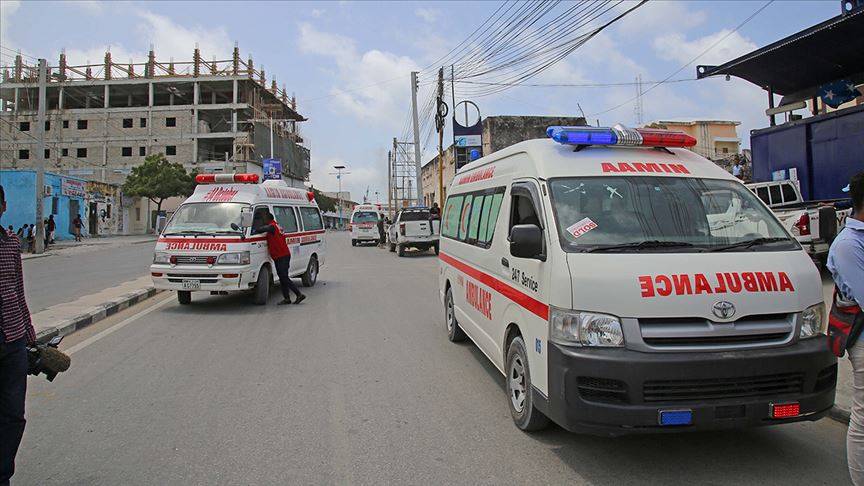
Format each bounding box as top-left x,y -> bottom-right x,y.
827,171 -> 864,484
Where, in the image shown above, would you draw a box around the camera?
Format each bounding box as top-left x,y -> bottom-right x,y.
27,335 -> 71,382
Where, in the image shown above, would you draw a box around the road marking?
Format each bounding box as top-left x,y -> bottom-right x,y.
65,294 -> 174,356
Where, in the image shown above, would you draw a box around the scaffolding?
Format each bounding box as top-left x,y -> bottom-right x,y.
389,138 -> 418,217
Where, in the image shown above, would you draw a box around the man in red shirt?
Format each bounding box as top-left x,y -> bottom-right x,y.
0,185 -> 36,485
254,210 -> 306,305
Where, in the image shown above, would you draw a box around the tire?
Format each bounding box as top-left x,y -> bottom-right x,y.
433,242 -> 440,255
351,239 -> 357,247
177,291 -> 191,305
301,256 -> 318,287
445,287 -> 467,342
397,245 -> 405,257
389,242 -> 396,252
253,266 -> 271,305
506,336 -> 550,432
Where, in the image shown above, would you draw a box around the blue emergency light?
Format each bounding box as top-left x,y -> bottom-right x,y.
547,124 -> 697,148
659,409 -> 693,426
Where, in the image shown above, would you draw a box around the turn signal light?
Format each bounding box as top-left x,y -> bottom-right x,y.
770,402 -> 800,419
222,273 -> 239,278
151,272 -> 163,277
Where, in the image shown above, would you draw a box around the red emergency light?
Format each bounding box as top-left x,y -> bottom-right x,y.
769,402 -> 800,419
307,191 -> 315,202
195,173 -> 260,184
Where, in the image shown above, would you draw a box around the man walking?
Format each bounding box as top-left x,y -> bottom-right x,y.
0,185 -> 36,486
827,171 -> 864,485
253,210 -> 306,306
72,214 -> 83,242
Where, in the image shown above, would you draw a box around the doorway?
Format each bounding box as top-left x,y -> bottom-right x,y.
68,199 -> 80,234
89,202 -> 98,236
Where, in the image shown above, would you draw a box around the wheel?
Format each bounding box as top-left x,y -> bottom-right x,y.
445,287 -> 467,342
351,239 -> 357,247
301,256 -> 318,287
389,242 -> 396,252
252,266 -> 271,305
433,242 -> 439,255
506,336 -> 550,431
397,245 -> 405,257
177,291 -> 191,305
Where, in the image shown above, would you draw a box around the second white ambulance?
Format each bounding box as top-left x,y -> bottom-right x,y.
439,125 -> 836,434
151,173 -> 326,305
350,204 -> 384,246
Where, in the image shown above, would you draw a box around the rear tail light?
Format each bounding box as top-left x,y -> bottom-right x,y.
400,223 -> 406,236
794,213 -> 811,236
770,402 -> 800,419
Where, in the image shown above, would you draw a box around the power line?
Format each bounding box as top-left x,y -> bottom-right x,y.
588,0 -> 775,118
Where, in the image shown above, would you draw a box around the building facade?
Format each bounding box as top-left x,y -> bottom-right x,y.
649,119 -> 741,160
0,47 -> 310,187
421,115 -> 587,207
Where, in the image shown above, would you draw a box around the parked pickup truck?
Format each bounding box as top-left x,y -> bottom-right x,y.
747,180 -> 851,261
388,207 -> 440,257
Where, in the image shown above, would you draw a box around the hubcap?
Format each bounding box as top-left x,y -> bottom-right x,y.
509,356 -> 526,413
446,291 -> 454,332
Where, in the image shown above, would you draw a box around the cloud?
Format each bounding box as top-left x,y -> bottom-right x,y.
297,22 -> 419,127
0,0 -> 22,56
415,7 -> 440,23
310,8 -> 325,18
652,29 -> 757,66
74,0 -> 104,14
617,1 -> 706,37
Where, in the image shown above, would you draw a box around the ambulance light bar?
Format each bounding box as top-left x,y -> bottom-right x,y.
195,173 -> 260,184
547,124 -> 696,148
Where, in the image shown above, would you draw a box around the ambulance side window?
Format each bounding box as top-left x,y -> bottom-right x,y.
508,183 -> 545,255
251,206 -> 270,233
299,207 -> 324,231
273,206 -> 299,233
442,196 -> 464,239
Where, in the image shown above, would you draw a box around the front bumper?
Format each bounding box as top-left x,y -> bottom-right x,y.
545,336 -> 837,436
150,264 -> 255,292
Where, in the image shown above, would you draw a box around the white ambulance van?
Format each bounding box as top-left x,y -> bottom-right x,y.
151,173 -> 326,305
350,204 -> 384,246
438,125 -> 836,435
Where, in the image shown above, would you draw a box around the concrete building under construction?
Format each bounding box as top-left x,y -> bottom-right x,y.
0,45 -> 309,186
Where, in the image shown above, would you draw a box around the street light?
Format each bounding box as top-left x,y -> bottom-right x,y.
330,165 -> 350,230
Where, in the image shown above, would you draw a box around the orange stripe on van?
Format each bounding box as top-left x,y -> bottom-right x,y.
439,252 -> 549,320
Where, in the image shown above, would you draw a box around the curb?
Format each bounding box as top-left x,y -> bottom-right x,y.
35,287 -> 162,344
829,404 -> 851,425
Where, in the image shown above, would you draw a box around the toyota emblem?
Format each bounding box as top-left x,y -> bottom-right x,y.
712,301 -> 736,320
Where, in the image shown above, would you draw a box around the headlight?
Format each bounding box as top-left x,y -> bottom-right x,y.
153,252 -> 171,264
217,251 -> 250,265
800,303 -> 825,339
549,307 -> 624,347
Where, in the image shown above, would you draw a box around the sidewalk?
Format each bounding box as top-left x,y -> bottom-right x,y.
22,234 -> 157,261
32,275 -> 161,343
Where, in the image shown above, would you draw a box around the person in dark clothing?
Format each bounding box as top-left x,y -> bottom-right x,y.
376,215 -> 385,248
429,202 -> 441,220
253,210 -> 306,305
46,215 -> 56,244
0,185 -> 37,486
72,214 -> 83,242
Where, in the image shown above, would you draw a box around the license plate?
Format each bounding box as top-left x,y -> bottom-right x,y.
181,280 -> 201,290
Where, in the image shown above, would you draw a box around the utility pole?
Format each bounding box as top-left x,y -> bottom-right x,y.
410,71 -> 422,205
269,116 -> 274,158
436,67 -> 446,209
450,64 -> 456,148
34,58 -> 47,254
330,165 -> 349,229
387,149 -> 393,219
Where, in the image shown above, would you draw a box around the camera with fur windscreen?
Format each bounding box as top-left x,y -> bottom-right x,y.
27,335 -> 71,381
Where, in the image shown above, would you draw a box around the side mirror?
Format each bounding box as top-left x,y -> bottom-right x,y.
510,224 -> 544,259
240,210 -> 253,228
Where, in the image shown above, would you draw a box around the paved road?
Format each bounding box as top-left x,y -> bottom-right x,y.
18,233 -> 851,485
22,242 -> 154,312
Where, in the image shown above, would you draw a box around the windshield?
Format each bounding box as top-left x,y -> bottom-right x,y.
548,177 -> 797,252
400,210 -> 430,221
352,211 -> 379,223
163,202 -> 247,234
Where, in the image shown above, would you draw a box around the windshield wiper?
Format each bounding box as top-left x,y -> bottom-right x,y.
709,237 -> 791,252
162,230 -> 208,236
584,240 -> 697,253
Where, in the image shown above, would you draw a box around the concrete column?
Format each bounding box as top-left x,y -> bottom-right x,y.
232,110 -> 237,133
104,84 -> 109,108
58,87 -> 64,110
148,83 -> 154,106
232,79 -> 238,103
13,87 -> 18,112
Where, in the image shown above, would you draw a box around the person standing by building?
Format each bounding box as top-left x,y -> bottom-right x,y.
72,214 -> 83,242
827,172 -> 864,485
26,225 -> 34,253
253,210 -> 306,306
46,215 -> 56,244
0,185 -> 37,486
731,161 -> 743,179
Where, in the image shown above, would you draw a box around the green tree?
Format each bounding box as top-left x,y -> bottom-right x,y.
122,154 -> 196,213
311,188 -> 337,213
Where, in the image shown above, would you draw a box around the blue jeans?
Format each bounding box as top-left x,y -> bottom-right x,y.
0,338 -> 28,484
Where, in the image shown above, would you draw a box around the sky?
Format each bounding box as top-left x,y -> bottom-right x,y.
0,0 -> 842,202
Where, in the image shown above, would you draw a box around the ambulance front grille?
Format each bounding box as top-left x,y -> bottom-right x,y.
638,313 -> 794,349
643,372 -> 805,403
